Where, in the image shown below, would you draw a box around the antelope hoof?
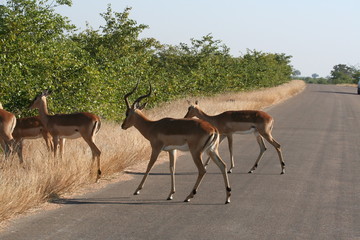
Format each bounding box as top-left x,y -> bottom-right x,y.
184,198 -> 190,203
167,196 -> 173,200
281,170 -> 285,175
227,169 -> 232,174
225,200 -> 230,204
248,170 -> 254,174
134,190 -> 140,195
95,170 -> 102,183
95,175 -> 101,183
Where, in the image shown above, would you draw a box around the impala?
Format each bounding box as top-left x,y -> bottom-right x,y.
0,103 -> 16,158
11,116 -> 54,164
29,90 -> 102,182
184,101 -> 285,174
121,82 -> 231,204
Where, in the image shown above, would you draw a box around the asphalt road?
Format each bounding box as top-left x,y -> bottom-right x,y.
1,84 -> 359,240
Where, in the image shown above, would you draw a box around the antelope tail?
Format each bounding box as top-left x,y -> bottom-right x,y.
92,120 -> 101,137
202,130 -> 220,153
10,117 -> 16,140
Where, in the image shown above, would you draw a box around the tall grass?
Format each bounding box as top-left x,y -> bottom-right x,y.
0,80 -> 305,223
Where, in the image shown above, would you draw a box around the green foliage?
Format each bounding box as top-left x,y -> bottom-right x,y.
0,0 -> 76,116
303,77 -> 329,84
297,64 -> 360,85
292,69 -> 301,78
311,73 -> 319,79
0,1 -> 293,121
329,64 -> 359,84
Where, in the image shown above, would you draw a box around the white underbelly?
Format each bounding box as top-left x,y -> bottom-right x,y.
233,128 -> 256,135
162,144 -> 189,152
58,132 -> 82,139
53,125 -> 82,139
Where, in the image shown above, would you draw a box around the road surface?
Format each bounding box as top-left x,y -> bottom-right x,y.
1,84 -> 359,240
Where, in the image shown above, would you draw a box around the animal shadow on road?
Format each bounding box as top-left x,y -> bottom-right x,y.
50,197 -> 182,205
125,170 -> 198,176
124,170 -> 228,176
315,90 -> 358,95
49,197 -> 224,206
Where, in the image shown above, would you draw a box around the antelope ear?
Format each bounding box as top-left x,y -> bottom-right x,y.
195,100 -> 199,105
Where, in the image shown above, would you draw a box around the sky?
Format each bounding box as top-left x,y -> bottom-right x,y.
51,1 -> 360,77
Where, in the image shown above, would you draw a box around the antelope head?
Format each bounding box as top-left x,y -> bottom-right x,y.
184,100 -> 200,118
121,81 -> 152,130
29,89 -> 51,110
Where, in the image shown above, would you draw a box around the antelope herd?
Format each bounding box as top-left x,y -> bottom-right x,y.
0,82 -> 284,204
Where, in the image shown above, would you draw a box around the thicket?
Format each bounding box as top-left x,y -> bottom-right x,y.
294,64 -> 360,85
0,0 -> 293,121
328,64 -> 360,84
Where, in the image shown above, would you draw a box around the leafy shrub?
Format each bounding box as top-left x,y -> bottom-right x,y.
0,0 -> 292,121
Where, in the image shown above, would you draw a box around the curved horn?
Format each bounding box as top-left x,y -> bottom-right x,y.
132,82 -> 152,108
124,80 -> 139,109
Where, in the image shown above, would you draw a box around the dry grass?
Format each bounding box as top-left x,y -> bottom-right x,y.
0,80 -> 305,223
146,80 -> 306,118
336,83 -> 357,87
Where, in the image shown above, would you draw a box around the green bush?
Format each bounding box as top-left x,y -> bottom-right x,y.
0,0 -> 293,121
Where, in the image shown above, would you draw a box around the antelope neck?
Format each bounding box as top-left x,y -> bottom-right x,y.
133,110 -> 154,140
36,98 -> 50,127
196,108 -> 215,125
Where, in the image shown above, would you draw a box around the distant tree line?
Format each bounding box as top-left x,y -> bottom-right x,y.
293,64 -> 360,85
0,0 -> 293,121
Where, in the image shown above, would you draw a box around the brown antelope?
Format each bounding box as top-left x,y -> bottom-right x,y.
121,82 -> 231,204
184,101 -> 285,174
0,103 -> 16,159
29,90 -> 102,182
11,116 -> 54,164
